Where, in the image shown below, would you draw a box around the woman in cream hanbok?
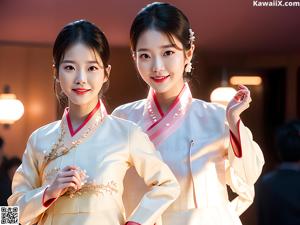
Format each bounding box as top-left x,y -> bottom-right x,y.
8,20 -> 180,225
112,2 -> 265,225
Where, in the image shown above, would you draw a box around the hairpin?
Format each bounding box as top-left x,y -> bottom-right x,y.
189,28 -> 195,43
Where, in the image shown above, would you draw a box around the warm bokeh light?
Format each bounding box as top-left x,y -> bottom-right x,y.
210,87 -> 237,106
0,93 -> 24,124
230,76 -> 262,85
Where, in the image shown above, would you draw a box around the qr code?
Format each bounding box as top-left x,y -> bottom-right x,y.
0,206 -> 19,225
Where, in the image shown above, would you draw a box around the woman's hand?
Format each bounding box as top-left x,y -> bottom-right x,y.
44,165 -> 87,201
226,85 -> 252,138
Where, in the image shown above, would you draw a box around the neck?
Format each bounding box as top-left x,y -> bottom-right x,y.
155,92 -> 178,113
68,99 -> 98,128
155,84 -> 185,113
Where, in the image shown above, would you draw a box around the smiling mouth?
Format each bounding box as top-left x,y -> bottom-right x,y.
151,75 -> 170,83
72,88 -> 91,95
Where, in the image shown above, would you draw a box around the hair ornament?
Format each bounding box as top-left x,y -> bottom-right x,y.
189,28 -> 195,44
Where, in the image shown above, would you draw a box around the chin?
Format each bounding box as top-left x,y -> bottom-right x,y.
69,97 -> 93,106
151,83 -> 172,94
153,88 -> 172,95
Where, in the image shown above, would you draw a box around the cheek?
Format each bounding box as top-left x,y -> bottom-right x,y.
170,56 -> 185,67
89,73 -> 106,87
136,61 -> 149,76
58,73 -> 69,88
168,57 -> 185,73
58,72 -> 75,94
58,69 -> 69,81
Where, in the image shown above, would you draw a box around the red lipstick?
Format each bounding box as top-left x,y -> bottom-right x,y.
151,75 -> 170,83
72,88 -> 91,95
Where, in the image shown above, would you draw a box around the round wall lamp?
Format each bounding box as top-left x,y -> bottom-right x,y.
0,85 -> 24,126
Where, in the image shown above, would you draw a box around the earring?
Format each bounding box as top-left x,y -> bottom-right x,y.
185,62 -> 192,73
53,76 -> 60,83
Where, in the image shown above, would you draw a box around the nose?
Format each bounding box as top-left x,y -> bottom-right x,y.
152,56 -> 164,73
75,69 -> 87,85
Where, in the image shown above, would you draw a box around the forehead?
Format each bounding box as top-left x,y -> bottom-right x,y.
136,29 -> 183,50
63,42 -> 102,62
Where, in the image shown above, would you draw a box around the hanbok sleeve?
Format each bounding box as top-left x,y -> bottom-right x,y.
126,126 -> 180,225
226,120 -> 264,185
225,159 -> 255,216
111,105 -> 129,120
7,133 -> 51,225
225,120 -> 264,215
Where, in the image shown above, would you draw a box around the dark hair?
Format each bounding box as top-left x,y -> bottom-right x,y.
5,157 -> 21,171
276,120 -> 300,162
0,137 -> 3,150
53,19 -> 110,108
130,2 -> 194,81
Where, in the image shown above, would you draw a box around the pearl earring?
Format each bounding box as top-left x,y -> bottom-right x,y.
185,62 -> 192,73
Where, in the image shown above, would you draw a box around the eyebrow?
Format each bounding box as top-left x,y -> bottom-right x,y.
61,60 -> 100,64
137,44 -> 175,52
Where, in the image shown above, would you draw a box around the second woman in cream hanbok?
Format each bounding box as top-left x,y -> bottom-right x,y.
112,2 -> 264,225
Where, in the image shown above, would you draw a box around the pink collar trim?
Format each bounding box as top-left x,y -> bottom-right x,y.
147,85 -> 186,131
143,83 -> 193,146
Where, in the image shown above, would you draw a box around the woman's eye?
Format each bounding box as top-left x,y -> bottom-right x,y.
64,65 -> 75,70
88,66 -> 98,71
139,53 -> 151,59
163,50 -> 175,56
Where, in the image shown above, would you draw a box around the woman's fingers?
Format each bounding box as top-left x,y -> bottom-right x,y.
234,90 -> 246,101
238,84 -> 249,91
61,170 -> 83,182
234,89 -> 251,102
47,166 -> 89,199
58,176 -> 81,186
57,166 -> 87,187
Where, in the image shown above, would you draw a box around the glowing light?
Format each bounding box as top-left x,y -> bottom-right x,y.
0,93 -> 24,124
230,76 -> 262,85
210,87 -> 237,106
